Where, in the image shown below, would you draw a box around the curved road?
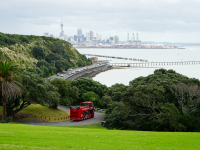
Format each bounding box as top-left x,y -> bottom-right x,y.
16,106 -> 105,126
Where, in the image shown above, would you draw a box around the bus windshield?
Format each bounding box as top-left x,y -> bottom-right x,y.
81,103 -> 88,106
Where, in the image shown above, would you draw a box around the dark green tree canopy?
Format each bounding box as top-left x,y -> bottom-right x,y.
32,46 -> 46,59
103,69 -> 200,132
82,91 -> 101,107
71,77 -> 108,101
45,53 -> 61,63
50,78 -> 79,105
50,41 -> 65,54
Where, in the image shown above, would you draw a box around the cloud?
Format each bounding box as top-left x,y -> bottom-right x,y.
0,0 -> 200,42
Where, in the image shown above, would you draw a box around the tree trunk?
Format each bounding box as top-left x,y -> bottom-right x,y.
2,97 -> 7,121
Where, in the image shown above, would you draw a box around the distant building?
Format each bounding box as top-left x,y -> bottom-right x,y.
98,35 -> 102,40
90,31 -> 93,40
44,33 -> 49,36
77,28 -> 82,37
74,35 -> 77,41
90,57 -> 98,62
93,60 -> 109,64
115,35 -> 119,44
64,35 -> 68,41
86,33 -> 90,42
50,34 -> 54,37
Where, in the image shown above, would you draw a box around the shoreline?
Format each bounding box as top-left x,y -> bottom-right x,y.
76,47 -> 185,49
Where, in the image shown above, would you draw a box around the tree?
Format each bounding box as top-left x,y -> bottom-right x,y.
105,83 -> 127,102
0,60 -> 23,121
50,79 -> 79,106
70,77 -> 108,104
6,71 -> 61,117
170,83 -> 200,115
82,91 -> 101,107
50,41 -> 65,54
32,46 -> 45,59
45,53 -> 60,63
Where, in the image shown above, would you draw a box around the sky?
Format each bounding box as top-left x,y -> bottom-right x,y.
0,0 -> 200,42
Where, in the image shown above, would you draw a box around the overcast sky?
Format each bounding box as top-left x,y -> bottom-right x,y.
0,0 -> 200,42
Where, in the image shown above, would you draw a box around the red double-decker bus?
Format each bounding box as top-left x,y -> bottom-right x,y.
70,101 -> 94,121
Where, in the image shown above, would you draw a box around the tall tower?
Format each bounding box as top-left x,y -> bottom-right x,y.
61,22 -> 63,32
60,16 -> 65,37
137,33 -> 139,40
132,33 -> 135,44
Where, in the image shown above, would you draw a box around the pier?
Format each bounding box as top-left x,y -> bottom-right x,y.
110,61 -> 200,67
82,53 -> 148,62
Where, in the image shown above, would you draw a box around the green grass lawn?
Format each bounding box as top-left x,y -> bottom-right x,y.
0,123 -> 200,150
0,104 -> 70,122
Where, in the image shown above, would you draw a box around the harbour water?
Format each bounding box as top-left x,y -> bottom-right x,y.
77,46 -> 200,87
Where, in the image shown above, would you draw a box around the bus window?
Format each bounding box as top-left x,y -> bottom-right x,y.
89,103 -> 92,107
81,103 -> 88,106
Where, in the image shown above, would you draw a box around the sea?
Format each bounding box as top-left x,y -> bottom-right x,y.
77,46 -> 200,87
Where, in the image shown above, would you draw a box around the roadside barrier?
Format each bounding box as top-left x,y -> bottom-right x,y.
32,115 -> 70,121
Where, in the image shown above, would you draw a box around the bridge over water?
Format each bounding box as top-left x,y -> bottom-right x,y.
110,61 -> 200,67
82,53 -> 148,62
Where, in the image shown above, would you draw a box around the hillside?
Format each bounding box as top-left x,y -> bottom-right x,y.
0,32 -> 91,76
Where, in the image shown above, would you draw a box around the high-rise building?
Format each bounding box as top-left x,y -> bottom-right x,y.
96,33 -> 98,40
44,33 -> 48,36
74,35 -> 77,41
86,33 -> 90,42
90,31 -> 93,40
64,35 -> 68,41
114,35 -> 119,44
77,28 -> 82,37
98,35 -> 102,40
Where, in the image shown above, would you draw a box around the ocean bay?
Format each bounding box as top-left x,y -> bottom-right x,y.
77,46 -> 200,86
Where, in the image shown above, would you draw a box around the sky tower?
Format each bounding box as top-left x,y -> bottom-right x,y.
60,16 -> 65,37
61,21 -> 63,32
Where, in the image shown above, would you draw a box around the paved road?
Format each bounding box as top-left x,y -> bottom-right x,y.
16,106 -> 105,126
48,64 -> 102,80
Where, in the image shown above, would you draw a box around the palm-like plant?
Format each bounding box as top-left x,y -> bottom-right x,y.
0,60 -> 23,121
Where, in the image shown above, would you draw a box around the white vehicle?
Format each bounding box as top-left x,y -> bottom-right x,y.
57,73 -> 60,76
69,69 -> 72,71
60,74 -> 64,77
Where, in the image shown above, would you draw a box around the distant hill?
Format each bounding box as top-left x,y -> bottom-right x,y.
0,32 -> 91,76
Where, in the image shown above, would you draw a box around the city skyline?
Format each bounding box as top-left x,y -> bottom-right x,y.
1,0 -> 200,43
44,22 -> 143,47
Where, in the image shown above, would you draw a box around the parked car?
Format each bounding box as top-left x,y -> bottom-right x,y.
60,74 -> 63,77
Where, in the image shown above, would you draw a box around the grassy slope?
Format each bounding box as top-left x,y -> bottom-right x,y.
0,104 -> 70,122
0,124 -> 200,150
0,37 -> 84,69
0,44 -> 37,68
